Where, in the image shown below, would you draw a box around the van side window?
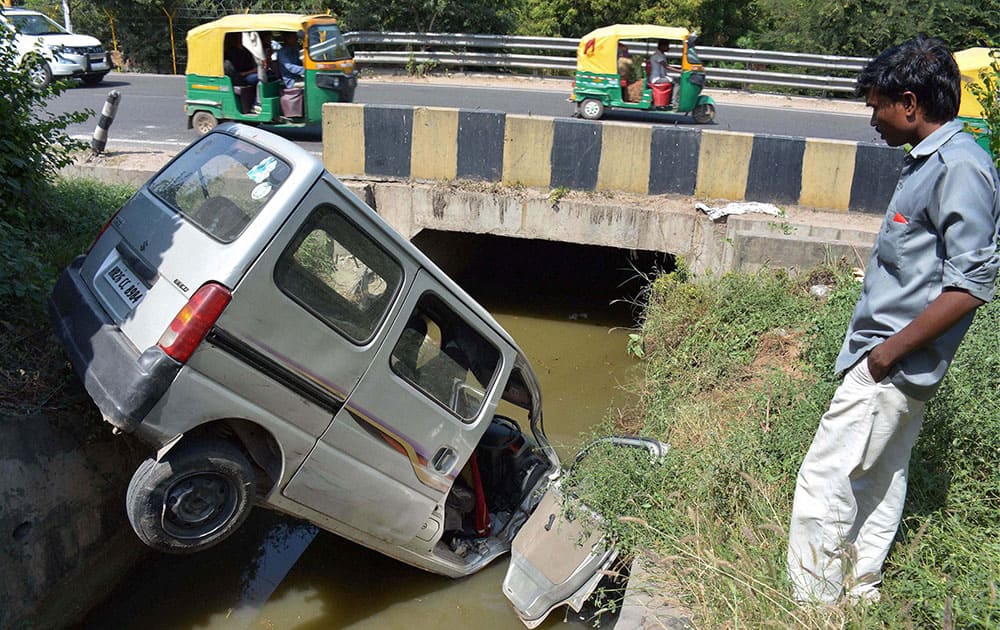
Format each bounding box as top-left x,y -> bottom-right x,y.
390,293 -> 501,421
274,204 -> 402,343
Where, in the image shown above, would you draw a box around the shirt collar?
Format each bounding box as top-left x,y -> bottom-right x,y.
908,119 -> 963,159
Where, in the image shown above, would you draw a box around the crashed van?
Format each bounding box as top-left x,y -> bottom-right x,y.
49,124 -> 666,626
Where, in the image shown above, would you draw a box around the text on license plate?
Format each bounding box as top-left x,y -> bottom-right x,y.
105,263 -> 147,307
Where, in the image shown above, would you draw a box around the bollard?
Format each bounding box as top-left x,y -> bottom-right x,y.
91,89 -> 121,156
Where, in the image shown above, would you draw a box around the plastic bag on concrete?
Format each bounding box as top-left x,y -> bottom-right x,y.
696,201 -> 783,222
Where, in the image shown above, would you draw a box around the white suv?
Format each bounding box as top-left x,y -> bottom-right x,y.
1,7 -> 110,89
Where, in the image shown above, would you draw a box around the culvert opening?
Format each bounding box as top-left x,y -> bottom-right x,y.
411,231 -> 676,327
13,521 -> 32,542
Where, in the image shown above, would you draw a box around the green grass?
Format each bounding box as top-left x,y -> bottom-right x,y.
1,176 -> 135,321
566,261 -> 1000,628
1,177 -> 135,417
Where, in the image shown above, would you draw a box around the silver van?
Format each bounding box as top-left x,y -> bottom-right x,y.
49,124 -> 665,626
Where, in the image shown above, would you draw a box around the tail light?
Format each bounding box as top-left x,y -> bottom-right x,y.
158,283 -> 232,363
87,209 -> 121,253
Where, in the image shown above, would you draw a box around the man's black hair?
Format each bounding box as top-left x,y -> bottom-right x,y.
856,34 -> 960,122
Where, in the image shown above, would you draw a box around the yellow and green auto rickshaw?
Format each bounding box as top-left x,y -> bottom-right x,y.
571,24 -> 715,123
954,47 -> 997,156
185,13 -> 356,134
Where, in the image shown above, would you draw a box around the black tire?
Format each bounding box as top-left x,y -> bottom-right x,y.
82,73 -> 108,86
26,57 -> 52,90
692,103 -> 716,124
192,111 -> 218,135
579,98 -> 605,120
126,438 -> 255,554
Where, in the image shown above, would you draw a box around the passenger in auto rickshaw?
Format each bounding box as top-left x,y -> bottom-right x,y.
223,32 -> 256,85
648,40 -> 681,107
617,43 -> 635,101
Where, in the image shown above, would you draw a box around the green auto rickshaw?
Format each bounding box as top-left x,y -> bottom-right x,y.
571,24 -> 716,123
955,47 -> 997,157
185,13 -> 356,134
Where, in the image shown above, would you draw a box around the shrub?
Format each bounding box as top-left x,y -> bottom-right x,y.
571,263 -> 1000,628
0,22 -> 97,318
968,48 -> 1000,169
0,22 -> 91,222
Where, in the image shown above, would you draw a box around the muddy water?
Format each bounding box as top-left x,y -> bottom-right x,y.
82,234 -> 672,630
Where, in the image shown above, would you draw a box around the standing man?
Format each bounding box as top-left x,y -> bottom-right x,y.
786,35 -> 1000,604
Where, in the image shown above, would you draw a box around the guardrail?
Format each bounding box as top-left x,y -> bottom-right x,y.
344,31 -> 871,93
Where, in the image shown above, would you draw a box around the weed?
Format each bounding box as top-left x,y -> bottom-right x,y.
575,259 -> 1000,627
548,186 -> 569,204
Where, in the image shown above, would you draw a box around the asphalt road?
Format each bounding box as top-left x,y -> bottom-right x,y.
48,72 -> 878,156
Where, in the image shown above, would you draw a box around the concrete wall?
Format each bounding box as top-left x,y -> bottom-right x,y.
339,180 -> 878,277
1,405 -> 146,628
323,103 -> 904,214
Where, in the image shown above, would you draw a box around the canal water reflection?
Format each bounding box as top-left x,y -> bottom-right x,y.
82,234 -> 672,629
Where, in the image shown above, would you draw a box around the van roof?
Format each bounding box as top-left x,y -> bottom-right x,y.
210,124 -> 525,359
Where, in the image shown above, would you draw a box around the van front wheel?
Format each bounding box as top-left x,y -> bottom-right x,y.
126,438 -> 255,554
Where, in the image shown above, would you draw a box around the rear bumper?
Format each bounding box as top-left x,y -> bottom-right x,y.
48,256 -> 180,436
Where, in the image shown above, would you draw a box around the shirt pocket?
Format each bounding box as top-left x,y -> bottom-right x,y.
876,212 -> 914,271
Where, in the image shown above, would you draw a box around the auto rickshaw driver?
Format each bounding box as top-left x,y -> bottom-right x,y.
185,13 -> 356,135
571,24 -> 715,123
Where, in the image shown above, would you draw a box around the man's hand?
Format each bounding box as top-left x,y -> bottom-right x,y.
866,343 -> 896,382
866,288 -> 984,382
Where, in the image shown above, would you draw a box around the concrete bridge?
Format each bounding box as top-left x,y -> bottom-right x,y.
321,103 -> 892,274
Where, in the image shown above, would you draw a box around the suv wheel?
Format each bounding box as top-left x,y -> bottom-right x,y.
82,73 -> 107,86
26,58 -> 52,90
126,438 -> 256,554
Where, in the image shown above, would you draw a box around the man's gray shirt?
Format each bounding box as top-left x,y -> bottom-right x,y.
836,119 -> 1000,400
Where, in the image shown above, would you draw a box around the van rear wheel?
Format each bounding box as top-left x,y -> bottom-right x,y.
192,111 -> 218,135
126,438 -> 255,554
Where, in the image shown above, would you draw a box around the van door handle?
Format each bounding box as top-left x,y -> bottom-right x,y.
431,446 -> 458,473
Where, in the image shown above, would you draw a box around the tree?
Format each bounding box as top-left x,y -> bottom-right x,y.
741,0 -> 1000,56
0,23 -> 88,222
509,0 -> 704,38
329,0 -> 516,34
0,22 -> 89,308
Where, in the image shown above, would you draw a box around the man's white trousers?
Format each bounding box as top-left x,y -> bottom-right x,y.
786,358 -> 926,602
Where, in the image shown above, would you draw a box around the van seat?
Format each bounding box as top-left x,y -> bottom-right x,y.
195,196 -> 250,241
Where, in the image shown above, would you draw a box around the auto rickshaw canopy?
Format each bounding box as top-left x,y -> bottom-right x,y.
577,24 -> 692,75
955,47 -> 998,119
186,13 -> 337,77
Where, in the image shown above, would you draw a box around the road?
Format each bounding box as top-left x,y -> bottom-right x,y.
48,72 -> 879,155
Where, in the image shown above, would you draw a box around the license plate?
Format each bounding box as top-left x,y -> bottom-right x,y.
105,263 -> 147,308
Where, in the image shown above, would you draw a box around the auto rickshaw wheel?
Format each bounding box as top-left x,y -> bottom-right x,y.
579,98 -> 605,121
692,103 -> 716,124
192,111 -> 219,135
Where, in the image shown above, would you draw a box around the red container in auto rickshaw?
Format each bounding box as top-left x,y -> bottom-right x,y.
652,82 -> 672,107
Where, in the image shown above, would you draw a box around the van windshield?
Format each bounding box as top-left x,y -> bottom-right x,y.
148,133 -> 291,243
307,24 -> 349,61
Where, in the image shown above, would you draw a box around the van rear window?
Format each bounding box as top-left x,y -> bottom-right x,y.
148,134 -> 291,242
